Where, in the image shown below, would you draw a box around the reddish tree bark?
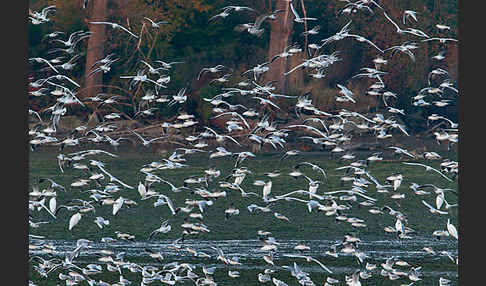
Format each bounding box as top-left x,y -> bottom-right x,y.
265,0 -> 298,94
82,0 -> 108,100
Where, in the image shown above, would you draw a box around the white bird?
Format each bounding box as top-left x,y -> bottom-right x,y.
402,162 -> 453,182
262,180 -> 272,201
112,197 -> 125,216
128,129 -> 166,147
94,217 -> 110,229
383,12 -> 428,38
148,220 -> 172,240
144,17 -> 169,28
446,219 -> 458,240
68,212 -> 82,231
337,84 -> 356,103
422,200 -> 448,215
290,3 -> 317,23
403,10 -> 418,24
90,21 -> 139,38
283,254 -> 333,273
389,146 -> 415,158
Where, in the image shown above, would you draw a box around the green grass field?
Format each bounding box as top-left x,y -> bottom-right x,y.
28,146 -> 458,285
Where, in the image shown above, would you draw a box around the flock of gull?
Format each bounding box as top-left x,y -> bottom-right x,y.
28,1 -> 458,286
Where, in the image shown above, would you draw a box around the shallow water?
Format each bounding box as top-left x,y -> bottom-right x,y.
29,237 -> 457,274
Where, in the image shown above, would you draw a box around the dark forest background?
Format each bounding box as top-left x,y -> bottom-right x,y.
28,0 -> 458,134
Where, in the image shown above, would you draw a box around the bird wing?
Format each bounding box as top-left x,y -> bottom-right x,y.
289,3 -> 300,19
310,257 -> 333,273
383,12 -> 401,31
117,25 -> 139,38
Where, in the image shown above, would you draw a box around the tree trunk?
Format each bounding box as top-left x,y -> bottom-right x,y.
287,50 -> 304,94
265,0 -> 296,93
82,0 -> 108,100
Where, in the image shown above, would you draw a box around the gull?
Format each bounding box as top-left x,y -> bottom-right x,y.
356,0 -> 384,10
304,176 -> 322,198
28,57 -> 59,73
234,12 -> 275,37
94,217 -> 110,229
209,7 -> 232,21
210,146 -> 233,159
288,124 -> 328,138
302,25 -> 320,36
247,203 -> 273,213
29,199 -> 57,219
111,196 -> 127,215
86,60 -> 117,78
155,176 -> 191,193
45,74 -> 80,87
101,135 -> 124,150
128,129 -> 166,147
321,20 -> 352,46
415,184 -> 457,196
347,33 -> 384,53
134,107 -> 158,118
436,24 -> 451,31
252,96 -> 281,110
42,30 -> 65,42
39,177 -> 66,191
155,60 -> 184,70
143,17 -> 169,28
89,53 -> 118,69
446,219 -> 458,240
204,126 -> 241,146
156,194 -> 181,215
30,5 -> 56,23
383,12 -> 428,38
91,161 -> 134,189
148,220 -> 172,240
274,212 -> 290,222
284,254 -> 333,273
324,189 -> 377,202
228,270 -> 240,278
270,44 -> 300,63
337,84 -> 356,103
68,212 -> 82,231
233,151 -> 256,167
225,203 -> 240,220
29,87 -> 49,97
403,10 -> 418,24
140,60 -> 167,75
306,200 -> 326,212
366,152 -> 383,165
422,37 -> 458,44
432,50 -> 447,60
402,162 -> 453,182
422,200 -> 448,215
221,5 -> 255,12
49,28 -> 90,48
439,80 -> 459,94
294,162 -> 327,179
290,3 -> 318,23
428,68 -> 449,85
262,180 -> 272,201
69,149 -> 118,158
281,150 -> 301,161
252,82 -> 297,99
210,73 -> 232,85
389,146 -> 415,158
197,65 -> 226,80
168,87 -> 188,106
384,42 -> 418,62
90,21 -> 139,39
121,69 -> 166,90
